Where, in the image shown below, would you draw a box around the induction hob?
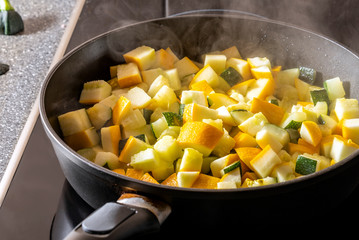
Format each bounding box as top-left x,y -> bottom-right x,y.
1,1 -> 359,239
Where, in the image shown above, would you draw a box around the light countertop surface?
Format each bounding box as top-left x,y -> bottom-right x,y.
0,0 -> 77,185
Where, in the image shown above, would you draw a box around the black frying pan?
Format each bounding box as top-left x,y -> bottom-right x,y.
39,15 -> 359,239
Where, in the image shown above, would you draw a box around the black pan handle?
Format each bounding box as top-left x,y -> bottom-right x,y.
64,200 -> 163,240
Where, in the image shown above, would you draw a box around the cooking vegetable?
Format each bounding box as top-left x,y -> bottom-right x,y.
299,66 -> 316,84
0,0 -> 24,35
220,66 -> 242,87
79,80 -> 112,105
57,44 -> 359,189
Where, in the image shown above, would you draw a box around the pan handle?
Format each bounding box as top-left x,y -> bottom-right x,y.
64,194 -> 171,240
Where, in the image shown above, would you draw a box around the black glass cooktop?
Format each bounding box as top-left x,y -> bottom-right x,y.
1,1 -> 359,239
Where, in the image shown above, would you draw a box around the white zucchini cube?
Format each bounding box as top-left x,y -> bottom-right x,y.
342,118 -> 359,144
239,112 -> 269,136
181,90 -> 208,106
324,77 -> 345,101
130,148 -> 159,172
204,54 -> 227,74
334,98 -> 359,121
330,137 -> 359,163
179,148 -> 203,172
250,145 -> 281,178
126,87 -> 152,109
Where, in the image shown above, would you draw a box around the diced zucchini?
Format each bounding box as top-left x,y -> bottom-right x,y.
94,151 -> 122,170
77,146 -> 102,162
207,92 -> 237,109
250,145 -> 281,178
342,118 -> 359,145
202,119 -> 223,131
153,135 -> 182,162
310,88 -> 330,107
177,171 -> 200,188
64,127 -> 100,151
210,155 -> 230,178
276,68 -> 299,86
216,106 -> 236,126
251,66 -> 273,81
164,68 -> 181,91
158,126 -> 181,139
247,57 -> 271,69
299,66 -> 316,84
150,116 -> 168,138
99,94 -> 119,110
116,62 -> 143,88
204,54 -> 227,74
245,78 -> 274,101
118,134 -> 146,153
162,112 -> 182,126
123,45 -> 156,71
256,124 -> 289,153
220,66 -> 242,87
294,78 -> 311,101
141,68 -> 165,86
330,136 -> 359,163
181,90 -> 208,106
79,80 -> 112,105
147,75 -> 170,97
312,101 -> 328,115
174,56 -> 200,79
250,177 -> 277,187
221,161 -> 241,175
317,114 -> 338,136
324,77 -> 345,101
286,128 -> 300,143
217,181 -> 237,189
219,167 -> 242,188
121,109 -> 147,130
142,108 -> 153,124
179,148 -> 203,172
201,156 -> 217,174
58,108 -> 92,137
230,109 -> 254,125
118,136 -> 152,163
239,112 -> 269,136
152,85 -> 178,109
212,129 -> 236,157
271,162 -> 295,182
334,98 -> 359,121
86,103 -> 112,130
130,148 -> 159,172
190,64 -> 219,88
151,158 -> 175,181
281,111 -> 306,129
226,58 -> 252,81
101,125 -> 121,155
295,154 -> 318,175
126,86 -> 152,109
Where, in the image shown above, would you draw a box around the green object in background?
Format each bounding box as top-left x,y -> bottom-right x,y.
0,63 -> 9,75
0,0 -> 24,35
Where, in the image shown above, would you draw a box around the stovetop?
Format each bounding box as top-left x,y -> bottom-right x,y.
1,0 -> 359,239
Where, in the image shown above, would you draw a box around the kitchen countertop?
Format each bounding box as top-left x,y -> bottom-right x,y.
0,0 -> 78,192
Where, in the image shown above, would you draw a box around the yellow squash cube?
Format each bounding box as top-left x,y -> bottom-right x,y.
123,45 -> 155,70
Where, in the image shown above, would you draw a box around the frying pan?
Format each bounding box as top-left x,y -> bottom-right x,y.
39,15 -> 359,239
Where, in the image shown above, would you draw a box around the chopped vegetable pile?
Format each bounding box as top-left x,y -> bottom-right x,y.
58,45 -> 359,189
